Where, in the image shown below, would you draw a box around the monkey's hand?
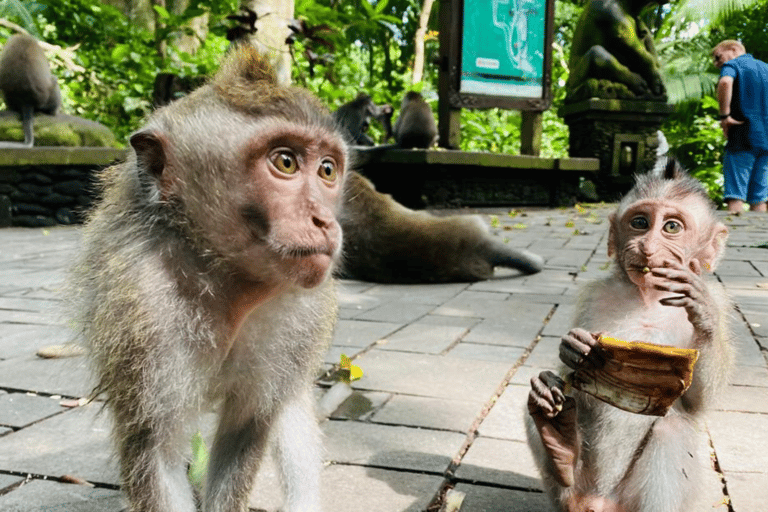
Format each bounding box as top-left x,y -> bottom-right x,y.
528,371 -> 579,487
652,260 -> 717,345
559,328 -> 608,371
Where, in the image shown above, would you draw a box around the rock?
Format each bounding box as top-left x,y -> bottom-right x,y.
0,111 -> 117,147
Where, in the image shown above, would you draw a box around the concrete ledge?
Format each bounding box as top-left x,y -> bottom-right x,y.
352,147 -> 599,207
0,147 -> 125,167
353,147 -> 599,173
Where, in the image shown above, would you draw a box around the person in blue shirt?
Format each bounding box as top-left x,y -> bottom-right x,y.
713,40 -> 768,213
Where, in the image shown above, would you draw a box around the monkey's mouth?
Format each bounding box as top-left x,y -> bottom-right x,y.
283,245 -> 331,258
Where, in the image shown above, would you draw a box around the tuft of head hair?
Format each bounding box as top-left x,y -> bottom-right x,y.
618,157 -> 712,211
211,45 -> 331,126
713,39 -> 745,55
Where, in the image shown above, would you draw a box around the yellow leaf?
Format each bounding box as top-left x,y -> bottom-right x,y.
349,365 -> 364,382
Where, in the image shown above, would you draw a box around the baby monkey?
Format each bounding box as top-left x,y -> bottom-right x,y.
70,47 -> 347,512
527,159 -> 734,512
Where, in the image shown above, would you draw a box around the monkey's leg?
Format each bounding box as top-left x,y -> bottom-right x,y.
204,394 -> 274,512
274,388 -> 323,512
113,413 -> 197,512
615,415 -> 703,512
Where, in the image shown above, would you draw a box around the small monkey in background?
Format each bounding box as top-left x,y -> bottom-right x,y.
526,159 -> 734,512
393,91 -> 438,149
338,172 -> 544,283
333,93 -> 393,146
0,34 -> 61,147
70,47 -> 347,512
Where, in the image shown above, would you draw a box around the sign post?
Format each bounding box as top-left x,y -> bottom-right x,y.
438,0 -> 555,154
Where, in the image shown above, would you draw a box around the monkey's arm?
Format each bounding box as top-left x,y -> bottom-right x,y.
527,371 -> 580,487
651,261 -> 733,411
716,76 -> 744,139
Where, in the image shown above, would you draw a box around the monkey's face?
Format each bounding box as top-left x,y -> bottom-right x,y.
234,120 -> 347,288
610,197 -> 704,289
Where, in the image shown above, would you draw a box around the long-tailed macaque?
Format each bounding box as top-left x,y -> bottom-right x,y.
332,93 -> 393,146
0,34 -> 61,147
393,91 -> 438,149
526,159 -> 734,512
338,172 -> 544,283
70,47 -> 347,512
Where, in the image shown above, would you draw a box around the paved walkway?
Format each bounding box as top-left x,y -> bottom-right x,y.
0,205 -> 766,512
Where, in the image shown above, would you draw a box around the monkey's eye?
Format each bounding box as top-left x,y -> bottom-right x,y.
318,161 -> 337,182
629,216 -> 649,230
663,220 -> 682,234
271,151 -> 297,175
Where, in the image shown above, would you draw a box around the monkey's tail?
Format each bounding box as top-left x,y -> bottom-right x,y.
21,104 -> 34,147
488,241 -> 545,275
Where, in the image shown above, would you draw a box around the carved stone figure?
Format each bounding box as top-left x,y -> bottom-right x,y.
566,0 -> 668,103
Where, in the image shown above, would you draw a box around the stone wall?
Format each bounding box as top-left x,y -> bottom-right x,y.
0,148 -> 125,228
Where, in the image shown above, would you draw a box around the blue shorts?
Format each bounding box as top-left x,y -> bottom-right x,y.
723,148 -> 768,204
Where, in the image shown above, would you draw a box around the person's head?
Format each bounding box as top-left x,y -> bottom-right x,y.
712,40 -> 746,69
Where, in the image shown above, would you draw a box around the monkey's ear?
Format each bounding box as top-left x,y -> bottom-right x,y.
131,130 -> 177,200
607,212 -> 618,258
130,131 -> 167,179
698,223 -> 729,272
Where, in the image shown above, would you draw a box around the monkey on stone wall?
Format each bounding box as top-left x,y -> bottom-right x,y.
393,91 -> 438,149
338,172 -> 544,283
526,158 -> 734,512
332,93 -> 393,146
70,46 -> 347,512
0,34 -> 61,147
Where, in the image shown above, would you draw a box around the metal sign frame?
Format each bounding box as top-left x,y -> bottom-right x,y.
440,0 -> 555,111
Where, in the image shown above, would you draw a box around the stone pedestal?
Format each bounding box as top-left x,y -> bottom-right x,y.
560,99 -> 673,197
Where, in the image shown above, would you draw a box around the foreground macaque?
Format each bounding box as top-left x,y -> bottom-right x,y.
332,93 -> 393,146
393,91 -> 438,149
0,34 -> 61,147
526,159 -> 733,512
70,47 -> 347,512
338,172 -> 544,283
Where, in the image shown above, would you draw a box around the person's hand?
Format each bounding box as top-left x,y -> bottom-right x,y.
720,115 -> 744,139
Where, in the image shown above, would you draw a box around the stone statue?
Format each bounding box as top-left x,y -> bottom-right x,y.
566,0 -> 668,103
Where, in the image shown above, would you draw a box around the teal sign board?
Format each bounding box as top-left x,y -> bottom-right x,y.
460,0 -> 548,99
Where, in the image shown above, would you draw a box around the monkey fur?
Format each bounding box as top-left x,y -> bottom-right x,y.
332,93 -> 393,146
526,159 -> 734,512
393,91 -> 438,149
0,34 -> 61,147
338,172 -> 544,283
70,46 -> 347,512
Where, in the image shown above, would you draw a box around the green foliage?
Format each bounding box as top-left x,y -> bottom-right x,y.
1,0 -> 231,142
664,97 -> 725,203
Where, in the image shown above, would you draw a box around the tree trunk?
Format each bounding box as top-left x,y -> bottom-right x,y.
240,0 -> 295,86
411,0 -> 435,84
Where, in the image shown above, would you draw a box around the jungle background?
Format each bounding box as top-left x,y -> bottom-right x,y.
1,0 -> 767,203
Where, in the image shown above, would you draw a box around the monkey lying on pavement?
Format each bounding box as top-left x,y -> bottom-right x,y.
339,171 -> 545,283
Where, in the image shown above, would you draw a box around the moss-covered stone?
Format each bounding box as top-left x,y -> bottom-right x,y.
0,111 -> 118,147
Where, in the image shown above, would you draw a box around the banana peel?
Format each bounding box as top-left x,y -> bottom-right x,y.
565,335 -> 699,416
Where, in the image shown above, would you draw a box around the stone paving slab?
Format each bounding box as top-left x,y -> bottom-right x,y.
724,471 -> 768,512
0,403 -> 118,485
322,421 -> 465,474
349,350 -> 513,401
454,437 -> 542,490
0,392 -> 68,428
370,395 -> 484,433
0,479 -> 124,512
0,355 -> 93,398
453,483 -> 553,512
0,207 -> 766,511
